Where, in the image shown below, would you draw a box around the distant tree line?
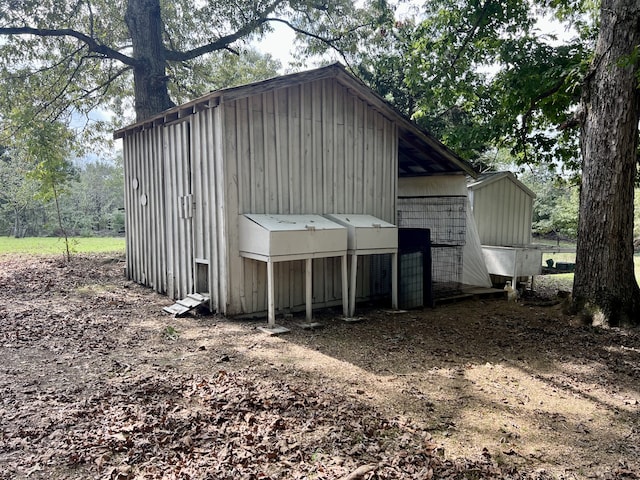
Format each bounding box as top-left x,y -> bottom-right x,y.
0,151 -> 124,238
518,167 -> 579,241
521,169 -> 640,244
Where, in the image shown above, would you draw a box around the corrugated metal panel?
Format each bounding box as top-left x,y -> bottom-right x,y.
223,77 -> 398,315
192,107 -> 217,310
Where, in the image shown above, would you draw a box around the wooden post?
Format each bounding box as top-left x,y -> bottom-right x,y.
267,259 -> 275,327
349,253 -> 358,317
341,253 -> 349,317
391,252 -> 398,309
305,258 -> 313,321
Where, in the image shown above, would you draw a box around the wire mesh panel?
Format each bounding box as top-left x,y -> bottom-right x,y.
397,196 -> 466,299
399,252 -> 425,309
432,246 -> 464,297
397,197 -> 466,246
397,228 -> 433,309
370,254 -> 392,298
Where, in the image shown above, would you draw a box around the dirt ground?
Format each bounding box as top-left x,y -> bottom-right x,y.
1,253 -> 639,480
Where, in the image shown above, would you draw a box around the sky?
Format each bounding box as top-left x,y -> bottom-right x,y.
254,24 -> 298,70
252,2 -> 576,72
252,0 -> 412,70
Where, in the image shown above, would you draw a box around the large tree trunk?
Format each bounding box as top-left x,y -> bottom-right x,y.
125,0 -> 175,121
572,0 -> 640,325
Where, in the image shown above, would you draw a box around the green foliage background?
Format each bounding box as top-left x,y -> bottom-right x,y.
0,156 -> 125,238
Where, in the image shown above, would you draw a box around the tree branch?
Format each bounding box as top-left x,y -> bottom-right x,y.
518,75 -> 568,161
0,26 -> 137,66
164,0 -> 287,62
164,1 -> 374,63
76,65 -> 131,104
447,0 -> 493,72
265,17 -> 355,44
163,19 -> 268,61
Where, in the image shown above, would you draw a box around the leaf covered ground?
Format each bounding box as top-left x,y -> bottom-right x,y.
0,253 -> 639,479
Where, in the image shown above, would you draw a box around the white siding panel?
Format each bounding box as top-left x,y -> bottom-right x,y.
184,105 -> 230,313
192,117 -> 208,263
212,106 -> 229,313
472,176 -> 534,246
192,107 -> 219,310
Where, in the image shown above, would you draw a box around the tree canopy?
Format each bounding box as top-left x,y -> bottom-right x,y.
0,0 -> 389,124
344,0 -> 639,324
348,0 -> 595,171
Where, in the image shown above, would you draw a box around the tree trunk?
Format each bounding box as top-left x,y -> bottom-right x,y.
52,184 -> 72,263
13,206 -> 20,238
125,0 -> 175,121
572,0 -> 640,325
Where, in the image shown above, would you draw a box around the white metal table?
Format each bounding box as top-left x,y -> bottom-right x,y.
239,214 -> 348,331
325,214 -> 398,318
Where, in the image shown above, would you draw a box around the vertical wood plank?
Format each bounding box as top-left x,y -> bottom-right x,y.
287,87 -> 297,214
274,89 -> 284,213
248,97 -> 257,213
262,92 -> 271,212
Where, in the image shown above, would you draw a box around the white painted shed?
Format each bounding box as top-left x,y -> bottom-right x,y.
467,171 -> 536,246
467,171 -> 541,286
114,63 -> 476,317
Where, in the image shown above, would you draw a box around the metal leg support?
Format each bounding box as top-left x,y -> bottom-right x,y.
267,259 -> 275,328
391,251 -> 398,309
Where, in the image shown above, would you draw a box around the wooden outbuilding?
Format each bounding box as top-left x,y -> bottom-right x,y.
114,63 -> 475,317
467,171 -> 541,287
467,171 -> 536,246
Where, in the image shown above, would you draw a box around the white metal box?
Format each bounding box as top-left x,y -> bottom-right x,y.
239,214 -> 347,261
324,214 -> 398,316
324,214 -> 397,252
482,245 -> 542,282
238,214 -> 349,327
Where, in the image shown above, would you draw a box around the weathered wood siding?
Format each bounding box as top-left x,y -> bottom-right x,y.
471,177 -> 533,246
123,127 -> 167,295
122,121 -> 196,301
162,121 -> 194,300
222,78 -> 398,315
191,106 -> 227,312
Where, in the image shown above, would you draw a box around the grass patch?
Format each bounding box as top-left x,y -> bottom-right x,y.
535,273 -> 574,293
536,253 -> 640,286
0,237 -> 125,255
542,252 -> 576,265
